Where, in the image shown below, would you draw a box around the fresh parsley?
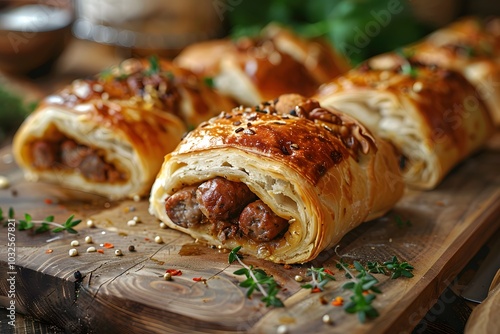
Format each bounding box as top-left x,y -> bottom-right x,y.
229,246 -> 284,307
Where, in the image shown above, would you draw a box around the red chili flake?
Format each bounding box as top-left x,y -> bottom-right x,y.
332,296 -> 344,306
311,287 -> 322,293
97,249 -> 105,254
192,277 -> 204,282
165,269 -> 182,276
44,198 -> 53,205
144,238 -> 150,241
324,269 -> 335,276
45,249 -> 53,254
103,243 -> 114,249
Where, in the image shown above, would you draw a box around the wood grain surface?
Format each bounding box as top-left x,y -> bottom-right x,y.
0,132 -> 499,334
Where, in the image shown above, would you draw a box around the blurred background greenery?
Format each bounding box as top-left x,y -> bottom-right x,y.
225,0 -> 431,65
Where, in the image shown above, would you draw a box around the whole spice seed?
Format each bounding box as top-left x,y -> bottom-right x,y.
86,246 -> 97,253
294,275 -> 303,282
155,236 -> 164,244
114,249 -> 123,256
69,249 -> 78,257
128,245 -> 136,252
159,222 -> 167,229
86,219 -> 95,228
235,127 -> 244,133
163,272 -> 172,281
70,240 -> 80,247
322,314 -> 332,324
84,236 -> 93,244
127,219 -> 137,226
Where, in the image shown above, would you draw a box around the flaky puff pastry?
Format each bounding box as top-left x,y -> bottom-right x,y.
13,57 -> 236,199
174,24 -> 350,106
406,16 -> 500,125
149,94 -> 404,264
314,53 -> 495,190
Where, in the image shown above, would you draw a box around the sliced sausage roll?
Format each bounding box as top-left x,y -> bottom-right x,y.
174,24 -> 350,106
314,53 -> 495,190
406,16 -> 500,125
149,94 -> 404,264
13,57 -> 236,199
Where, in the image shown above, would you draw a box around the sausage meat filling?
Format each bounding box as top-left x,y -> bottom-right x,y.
165,177 -> 289,242
31,138 -> 125,183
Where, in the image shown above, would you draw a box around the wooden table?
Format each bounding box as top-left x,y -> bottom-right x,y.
1,38 -> 499,333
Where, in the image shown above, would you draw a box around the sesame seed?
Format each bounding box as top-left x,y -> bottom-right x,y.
235,127 -> 244,133
412,81 -> 423,92
290,144 -> 299,149
243,129 -> 255,135
323,125 -> 333,132
233,121 -> 241,126
273,120 -> 286,125
127,219 -> 137,227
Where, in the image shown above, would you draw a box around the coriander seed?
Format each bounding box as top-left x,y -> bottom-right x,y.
114,249 -> 123,256
163,272 -> 172,281
84,236 -> 93,244
154,236 -> 163,244
69,249 -> 78,257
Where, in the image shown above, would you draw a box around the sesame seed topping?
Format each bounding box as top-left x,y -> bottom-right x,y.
233,121 -> 241,126
323,125 -> 333,132
273,120 -> 286,125
243,129 -> 255,135
235,127 -> 244,133
290,144 -> 299,149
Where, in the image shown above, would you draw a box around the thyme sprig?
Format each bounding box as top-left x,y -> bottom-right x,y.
301,266 -> 335,292
334,247 -> 415,323
228,246 -> 284,307
1,207 -> 15,226
18,213 -> 81,234
337,260 -> 381,323
1,207 -> 82,235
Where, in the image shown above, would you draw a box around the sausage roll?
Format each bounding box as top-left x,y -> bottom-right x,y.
13,57 -> 236,199
314,53 -> 495,190
174,24 -> 350,106
406,16 -> 500,125
149,94 -> 404,264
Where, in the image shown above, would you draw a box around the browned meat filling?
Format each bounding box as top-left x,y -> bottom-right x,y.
164,177 -> 289,243
31,138 -> 125,183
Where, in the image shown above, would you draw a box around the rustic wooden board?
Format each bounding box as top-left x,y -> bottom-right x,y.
0,133 -> 499,334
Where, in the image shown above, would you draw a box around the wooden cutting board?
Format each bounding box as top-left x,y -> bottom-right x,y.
0,132 -> 499,334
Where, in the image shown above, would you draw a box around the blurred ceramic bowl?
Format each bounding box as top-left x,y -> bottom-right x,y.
72,0 -> 225,58
0,0 -> 74,74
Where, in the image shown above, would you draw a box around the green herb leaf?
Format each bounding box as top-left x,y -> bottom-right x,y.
229,246 -> 242,264
8,207 -> 14,219
203,76 -> 215,88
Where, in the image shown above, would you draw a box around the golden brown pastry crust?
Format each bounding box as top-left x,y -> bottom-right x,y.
315,52 -> 495,189
174,24 -> 350,106
406,16 -> 500,125
13,58 -> 236,199
149,94 -> 404,264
